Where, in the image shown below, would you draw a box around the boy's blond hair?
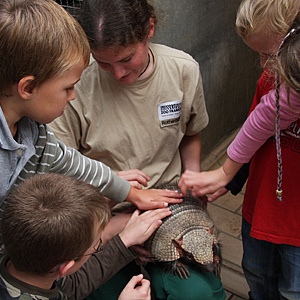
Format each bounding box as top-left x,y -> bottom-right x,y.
0,0 -> 90,96
236,0 -> 300,40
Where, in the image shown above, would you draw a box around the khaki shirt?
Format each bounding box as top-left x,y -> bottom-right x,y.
50,43 -> 208,188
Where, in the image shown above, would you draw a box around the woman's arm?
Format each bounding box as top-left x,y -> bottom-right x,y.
179,133 -> 202,172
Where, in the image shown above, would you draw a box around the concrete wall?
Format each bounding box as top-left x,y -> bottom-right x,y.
151,0 -> 262,157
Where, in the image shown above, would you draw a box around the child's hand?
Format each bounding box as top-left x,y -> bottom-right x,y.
178,168 -> 229,197
118,274 -> 150,300
126,188 -> 183,210
207,187 -> 229,202
179,158 -> 243,197
119,208 -> 171,248
117,169 -> 150,190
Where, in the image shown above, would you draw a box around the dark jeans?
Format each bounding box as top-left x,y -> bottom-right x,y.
242,218 -> 300,300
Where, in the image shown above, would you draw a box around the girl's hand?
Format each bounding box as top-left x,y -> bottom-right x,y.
119,208 -> 171,248
117,169 -> 150,190
118,274 -> 150,300
126,188 -> 183,210
178,168 -> 229,197
178,158 -> 243,197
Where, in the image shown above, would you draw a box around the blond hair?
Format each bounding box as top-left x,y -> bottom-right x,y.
0,0 -> 90,96
236,0 -> 300,39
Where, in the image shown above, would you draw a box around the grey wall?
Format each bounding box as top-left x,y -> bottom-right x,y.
151,0 -> 262,157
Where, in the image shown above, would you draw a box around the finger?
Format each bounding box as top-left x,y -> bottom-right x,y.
208,187 -> 229,202
140,208 -> 172,222
129,181 -> 143,190
190,188 -> 206,198
126,274 -> 144,289
118,170 -> 150,185
138,279 -> 151,292
178,178 -> 188,196
159,189 -> 183,197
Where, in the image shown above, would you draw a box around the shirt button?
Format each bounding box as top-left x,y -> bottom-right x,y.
16,149 -> 23,156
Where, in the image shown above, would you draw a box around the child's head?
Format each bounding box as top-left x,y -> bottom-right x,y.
277,12 -> 300,93
2,173 -> 110,276
0,0 -> 90,97
236,0 -> 300,67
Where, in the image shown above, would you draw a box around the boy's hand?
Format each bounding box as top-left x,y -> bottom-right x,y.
126,188 -> 182,210
119,208 -> 171,248
117,169 -> 150,190
118,274 -> 150,300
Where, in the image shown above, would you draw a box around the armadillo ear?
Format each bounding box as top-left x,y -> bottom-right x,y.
172,238 -> 183,249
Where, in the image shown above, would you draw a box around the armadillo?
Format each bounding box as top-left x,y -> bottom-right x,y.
145,186 -> 221,279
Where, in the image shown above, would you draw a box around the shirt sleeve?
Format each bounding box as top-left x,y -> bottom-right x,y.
184,63 -> 209,136
50,138 -> 131,203
61,235 -> 136,300
227,85 -> 300,163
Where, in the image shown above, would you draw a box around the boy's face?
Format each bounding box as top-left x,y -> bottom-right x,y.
25,59 -> 85,124
245,31 -> 283,68
65,232 -> 103,276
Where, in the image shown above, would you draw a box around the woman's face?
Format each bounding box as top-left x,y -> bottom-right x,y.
92,41 -> 150,85
91,18 -> 155,85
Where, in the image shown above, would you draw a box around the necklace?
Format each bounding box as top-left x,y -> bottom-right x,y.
138,53 -> 150,77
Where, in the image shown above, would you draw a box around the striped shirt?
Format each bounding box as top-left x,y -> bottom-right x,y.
0,108 -> 130,208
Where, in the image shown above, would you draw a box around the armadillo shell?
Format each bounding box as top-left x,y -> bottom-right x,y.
145,195 -> 215,263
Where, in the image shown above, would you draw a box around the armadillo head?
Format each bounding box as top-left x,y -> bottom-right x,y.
180,228 -> 214,265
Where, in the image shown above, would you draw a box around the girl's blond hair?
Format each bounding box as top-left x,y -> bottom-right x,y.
236,0 -> 300,40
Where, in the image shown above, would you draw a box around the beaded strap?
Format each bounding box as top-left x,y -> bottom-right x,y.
273,27 -> 297,202
275,76 -> 283,202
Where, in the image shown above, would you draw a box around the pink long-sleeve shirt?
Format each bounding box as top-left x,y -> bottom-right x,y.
227,84 -> 300,163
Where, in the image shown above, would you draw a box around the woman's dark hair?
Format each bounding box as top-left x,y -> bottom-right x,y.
78,0 -> 157,49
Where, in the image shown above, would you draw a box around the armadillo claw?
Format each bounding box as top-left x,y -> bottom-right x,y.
214,262 -> 221,278
174,264 -> 190,280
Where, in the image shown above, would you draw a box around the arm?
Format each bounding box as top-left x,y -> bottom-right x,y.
61,235 -> 136,300
179,134 -> 202,172
179,86 -> 300,197
228,85 -> 300,163
62,207 -> 171,300
50,135 -> 182,209
225,161 -> 251,195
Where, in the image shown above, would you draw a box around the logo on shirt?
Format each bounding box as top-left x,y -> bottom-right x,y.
158,100 -> 182,127
281,118 -> 300,153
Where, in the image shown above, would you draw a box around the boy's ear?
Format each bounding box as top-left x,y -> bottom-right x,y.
18,76 -> 36,100
147,17 -> 155,40
58,260 -> 75,278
